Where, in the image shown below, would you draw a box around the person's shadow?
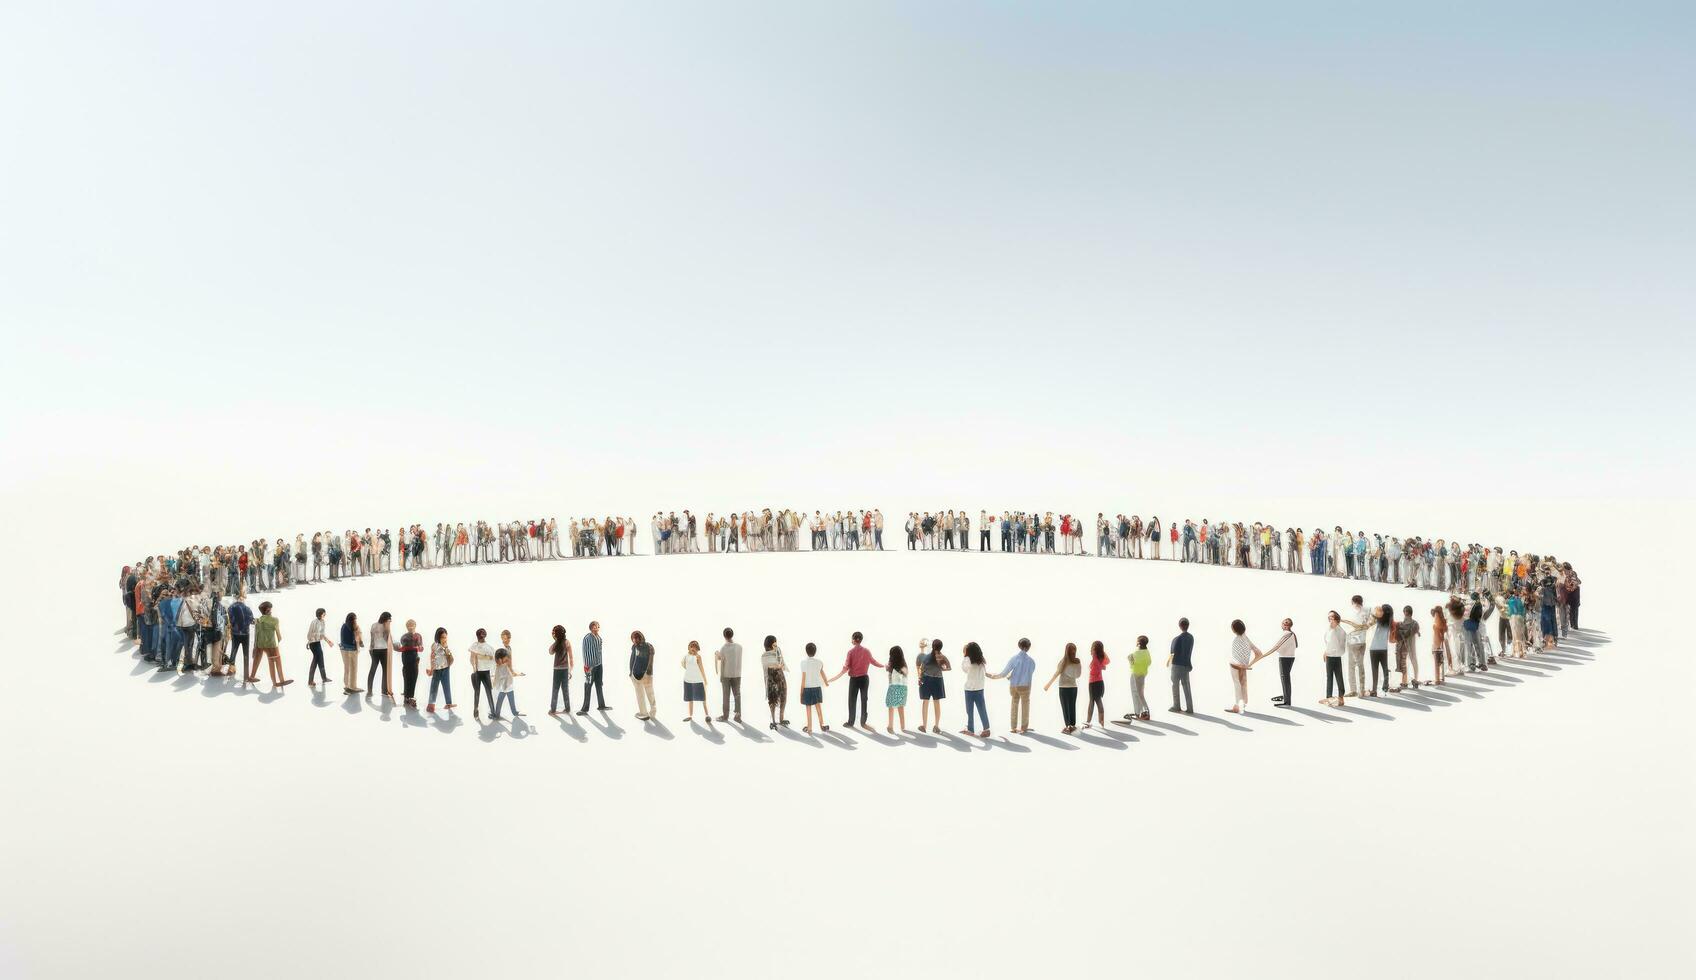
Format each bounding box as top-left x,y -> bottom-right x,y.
729,722 -> 771,744
553,713 -> 589,743
1280,705 -> 1350,724
1020,731 -> 1080,751
690,720 -> 726,745
776,725 -> 822,748
1187,711 -> 1251,733
583,713 -> 625,741
1072,729 -> 1128,750
1239,709 -> 1300,726
642,719 -> 676,741
429,711 -> 464,735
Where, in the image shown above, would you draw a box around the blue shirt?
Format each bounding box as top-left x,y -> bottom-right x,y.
995,651 -> 1036,687
1169,632 -> 1194,669
629,642 -> 653,678
582,632 -> 603,668
227,601 -> 253,635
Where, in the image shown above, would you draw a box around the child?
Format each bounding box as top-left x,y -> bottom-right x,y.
491,648 -> 524,721
682,640 -> 711,724
798,642 -> 829,733
884,646 -> 909,734
1395,605 -> 1421,691
1128,636 -> 1152,720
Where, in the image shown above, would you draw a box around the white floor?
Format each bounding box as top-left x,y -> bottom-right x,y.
2,514 -> 1690,980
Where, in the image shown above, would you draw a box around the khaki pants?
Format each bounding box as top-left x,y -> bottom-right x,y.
632,674 -> 656,717
342,648 -> 359,690
1347,645 -> 1366,695
1008,686 -> 1030,729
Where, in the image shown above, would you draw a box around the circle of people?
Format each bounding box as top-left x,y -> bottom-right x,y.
119,507 -> 1583,735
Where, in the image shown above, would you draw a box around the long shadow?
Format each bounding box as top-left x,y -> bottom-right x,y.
1332,702 -> 1393,721
1281,705 -> 1350,724
1073,729 -> 1128,750
1188,711 -> 1251,733
776,725 -> 821,748
583,712 -> 625,741
552,714 -> 589,743
815,730 -> 858,751
925,730 -> 974,754
981,735 -> 1032,753
903,731 -> 940,750
689,721 -> 726,744
1240,709 -> 1300,726
1021,731 -> 1080,750
1111,719 -> 1163,737
1364,694 -> 1431,713
429,711 -> 465,735
855,728 -> 903,747
1143,717 -> 1198,736
1494,659 -> 1559,674
476,719 -> 501,743
341,693 -> 362,716
400,705 -> 429,729
728,722 -> 772,744
507,718 -> 534,740
642,720 -> 676,741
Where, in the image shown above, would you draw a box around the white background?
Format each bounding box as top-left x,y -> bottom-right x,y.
3,2 -> 1694,977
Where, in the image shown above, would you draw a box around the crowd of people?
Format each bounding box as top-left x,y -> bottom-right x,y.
119,517 -> 1584,735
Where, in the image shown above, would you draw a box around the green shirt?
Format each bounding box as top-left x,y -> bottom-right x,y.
255,615 -> 281,648
1130,647 -> 1152,677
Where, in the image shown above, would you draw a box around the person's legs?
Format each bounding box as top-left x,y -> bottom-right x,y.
368,650 -> 383,693
551,668 -> 570,712
1277,656 -> 1294,704
1131,673 -> 1148,716
1347,646 -> 1365,695
1059,686 -> 1077,727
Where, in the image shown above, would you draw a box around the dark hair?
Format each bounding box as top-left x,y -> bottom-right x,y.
551,624 -> 566,652
1375,605 -> 1392,625
723,627 -> 734,640
1177,617 -> 1189,630
805,642 -> 817,656
1136,635 -> 1148,648
887,646 -> 907,674
930,638 -> 942,655
1351,594 -> 1363,605
258,601 -> 272,614
378,611 -> 391,624
315,607 -> 326,618
964,642 -> 984,665
631,629 -> 645,645
764,635 -> 776,651
851,631 -> 863,643
434,627 -> 447,643
1090,640 -> 1105,661
495,648 -> 509,660
475,628 -> 486,641
1017,637 -> 1031,651
345,612 -> 357,626
1063,642 -> 1080,665
1231,619 -> 1245,635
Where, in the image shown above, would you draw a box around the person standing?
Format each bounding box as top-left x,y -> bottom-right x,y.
960,641 -> 991,737
629,630 -> 656,722
681,640 -> 711,724
254,601 -> 290,687
468,628 -> 497,720
990,638 -> 1037,734
228,592 -> 255,683
797,642 -> 830,733
426,627 -> 456,712
714,627 -> 743,723
397,619 -> 424,708
1340,595 -> 1370,697
1043,643 -> 1083,733
884,646 -> 910,733
490,648 -> 523,720
1167,619 -> 1195,713
1264,619 -> 1298,707
576,621 -> 608,714
339,612 -> 364,695
548,625 -> 573,715
1321,611 -> 1348,706
304,607 -> 330,687
1225,620 -> 1264,714
760,635 -> 789,730
829,631 -> 884,731
1367,604 -> 1394,697
1122,635 -> 1153,721
1084,641 -> 1110,728
1395,605 -> 1421,689
915,638 -> 952,733
368,611 -> 395,700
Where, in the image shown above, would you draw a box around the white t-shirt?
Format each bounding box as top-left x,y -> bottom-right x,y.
468,641 -> 496,672
799,656 -> 825,688
1323,625 -> 1347,657
1230,635 -> 1254,667
681,654 -> 705,684
963,661 -> 987,691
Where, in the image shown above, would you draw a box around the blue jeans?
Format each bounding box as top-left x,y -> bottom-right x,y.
964,689 -> 988,730
429,668 -> 453,705
493,691 -> 517,717
164,626 -> 183,667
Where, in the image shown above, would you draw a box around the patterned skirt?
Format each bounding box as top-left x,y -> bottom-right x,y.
764,666 -> 787,705
885,683 -> 908,708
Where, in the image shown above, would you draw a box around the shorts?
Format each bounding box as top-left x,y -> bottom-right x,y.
683,681 -> 705,702
800,686 -> 822,706
919,675 -> 945,701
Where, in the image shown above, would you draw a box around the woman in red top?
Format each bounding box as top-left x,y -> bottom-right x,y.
1085,641 -> 1109,729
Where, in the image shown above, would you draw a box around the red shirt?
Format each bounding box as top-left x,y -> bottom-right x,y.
1089,654 -> 1109,683
841,645 -> 885,677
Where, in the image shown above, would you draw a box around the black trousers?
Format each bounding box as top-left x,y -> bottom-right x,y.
401,651 -> 420,699
230,633 -> 250,674
1370,650 -> 1390,693
368,649 -> 389,691
551,668 -> 572,712
1277,656 -> 1295,703
581,663 -> 605,709
1058,686 -> 1078,726
1568,602 -> 1579,628
308,641 -> 329,684
846,675 -> 870,725
472,669 -> 493,713
1326,656 -> 1346,697
980,530 -> 990,550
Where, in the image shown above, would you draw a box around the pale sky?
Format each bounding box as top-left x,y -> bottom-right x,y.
3,2 -> 1692,546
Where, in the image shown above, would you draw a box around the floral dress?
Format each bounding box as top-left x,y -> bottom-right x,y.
885,668 -> 908,708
